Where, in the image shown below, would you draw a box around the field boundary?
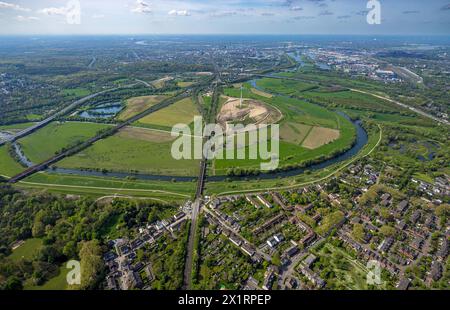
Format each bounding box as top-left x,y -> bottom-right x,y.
17,180 -> 191,198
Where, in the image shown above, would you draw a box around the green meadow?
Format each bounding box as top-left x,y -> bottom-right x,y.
19,122 -> 111,163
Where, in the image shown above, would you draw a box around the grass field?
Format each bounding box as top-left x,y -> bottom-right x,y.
8,238 -> 43,261
177,81 -> 194,88
19,122 -> 111,164
57,127 -> 200,176
26,265 -> 69,290
251,88 -> 273,98
136,97 -> 200,130
0,122 -> 36,131
205,124 -> 381,195
0,145 -> 24,177
256,78 -> 318,95
213,87 -> 356,175
18,172 -> 196,201
301,89 -> 405,113
117,95 -> 167,121
61,88 -> 90,97
311,243 -> 384,290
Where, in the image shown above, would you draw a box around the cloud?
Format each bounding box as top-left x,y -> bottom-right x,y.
209,10 -> 238,17
0,1 -> 30,12
92,14 -> 105,19
290,6 -> 303,11
38,7 -> 68,16
15,15 -> 39,22
168,10 -> 190,16
131,0 -> 152,14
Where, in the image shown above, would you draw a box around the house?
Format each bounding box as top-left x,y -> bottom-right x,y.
106,277 -> 118,290
285,245 -> 299,257
229,235 -> 243,247
274,233 -> 285,243
300,267 -> 325,288
378,237 -> 394,253
397,200 -> 409,214
271,192 -> 293,211
396,220 -> 407,231
266,237 -> 278,248
241,243 -> 255,257
430,261 -> 443,281
380,193 -> 392,207
246,195 -> 261,209
262,266 -> 277,290
410,237 -> 423,251
256,195 -> 273,209
410,210 -> 421,224
436,239 -> 448,260
300,230 -> 316,247
396,278 -> 411,290
303,254 -> 317,268
173,211 -> 186,221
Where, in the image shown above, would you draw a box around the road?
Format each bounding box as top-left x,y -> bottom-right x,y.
349,88 -> 449,126
0,86 -> 137,147
203,206 -> 272,262
7,92 -> 189,184
244,73 -> 449,126
182,199 -> 201,289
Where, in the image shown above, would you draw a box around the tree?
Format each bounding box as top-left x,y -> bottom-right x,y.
352,223 -> 365,242
72,240 -> 104,290
4,276 -> 23,290
380,225 -> 396,237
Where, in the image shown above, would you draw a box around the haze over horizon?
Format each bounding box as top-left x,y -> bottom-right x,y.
0,0 -> 449,36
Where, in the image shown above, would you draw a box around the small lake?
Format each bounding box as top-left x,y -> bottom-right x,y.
79,102 -> 123,119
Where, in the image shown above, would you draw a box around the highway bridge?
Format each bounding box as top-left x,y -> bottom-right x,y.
7,91 -> 189,184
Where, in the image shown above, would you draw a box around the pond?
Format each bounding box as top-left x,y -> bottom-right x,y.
79,102 -> 123,119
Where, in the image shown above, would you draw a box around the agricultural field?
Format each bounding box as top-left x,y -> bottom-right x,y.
177,81 -> 194,88
117,95 -> 167,121
57,126 -> 200,176
19,122 -> 111,164
302,127 -> 340,149
135,97 -> 200,130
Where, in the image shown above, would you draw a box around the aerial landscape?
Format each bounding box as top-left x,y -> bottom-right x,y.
0,0 -> 449,301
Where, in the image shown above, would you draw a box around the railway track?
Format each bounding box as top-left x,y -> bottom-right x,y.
7,92 -> 189,184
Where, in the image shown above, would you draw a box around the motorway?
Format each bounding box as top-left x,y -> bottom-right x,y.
7,92 -> 189,184
0,85 -> 144,147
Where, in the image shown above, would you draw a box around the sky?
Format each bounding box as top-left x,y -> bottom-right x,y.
0,0 -> 449,35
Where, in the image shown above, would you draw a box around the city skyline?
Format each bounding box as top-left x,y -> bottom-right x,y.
0,0 -> 449,35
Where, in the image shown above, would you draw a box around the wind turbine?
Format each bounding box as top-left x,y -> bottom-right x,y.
240,85 -> 243,108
